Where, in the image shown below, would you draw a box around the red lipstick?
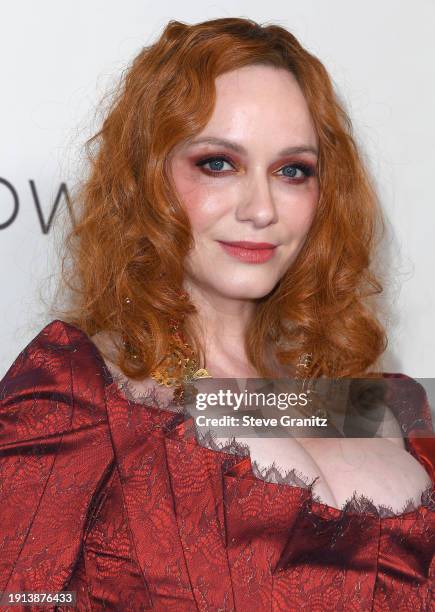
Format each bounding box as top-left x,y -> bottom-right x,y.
217,240 -> 277,263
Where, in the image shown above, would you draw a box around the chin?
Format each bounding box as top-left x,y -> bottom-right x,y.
213,277 -> 279,300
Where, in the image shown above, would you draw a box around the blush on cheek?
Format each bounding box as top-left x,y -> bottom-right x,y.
168,156 -> 198,199
301,185 -> 319,223
285,196 -> 317,227
175,181 -> 228,232
170,171 -> 206,216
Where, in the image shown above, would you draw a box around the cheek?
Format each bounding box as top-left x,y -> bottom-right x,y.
279,183 -> 319,237
171,165 -> 230,233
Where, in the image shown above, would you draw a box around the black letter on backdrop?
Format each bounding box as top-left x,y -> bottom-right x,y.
0,177 -> 19,229
29,180 -> 72,234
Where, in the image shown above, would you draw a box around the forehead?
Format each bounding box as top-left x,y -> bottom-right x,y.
200,64 -> 317,148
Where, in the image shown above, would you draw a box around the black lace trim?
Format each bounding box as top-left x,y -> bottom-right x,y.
108,369 -> 435,518
196,429 -> 435,518
110,371 -> 185,414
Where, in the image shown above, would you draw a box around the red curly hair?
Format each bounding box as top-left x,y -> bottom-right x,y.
52,17 -> 388,379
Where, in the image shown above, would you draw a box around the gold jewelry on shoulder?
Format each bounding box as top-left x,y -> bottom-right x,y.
192,368 -> 213,379
149,316 -> 212,404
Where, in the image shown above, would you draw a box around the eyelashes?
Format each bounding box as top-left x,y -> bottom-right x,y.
194,155 -> 316,183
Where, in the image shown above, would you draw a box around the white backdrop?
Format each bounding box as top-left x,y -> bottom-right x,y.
1,1 -> 434,388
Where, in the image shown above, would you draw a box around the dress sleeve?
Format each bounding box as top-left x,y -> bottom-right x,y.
0,320 -> 115,605
382,372 -> 435,484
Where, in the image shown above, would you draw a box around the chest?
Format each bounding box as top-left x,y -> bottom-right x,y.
244,435 -> 432,512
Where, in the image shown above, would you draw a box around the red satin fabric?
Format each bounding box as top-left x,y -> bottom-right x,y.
0,320 -> 433,611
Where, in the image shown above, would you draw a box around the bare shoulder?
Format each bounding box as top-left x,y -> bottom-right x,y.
90,330 -> 123,368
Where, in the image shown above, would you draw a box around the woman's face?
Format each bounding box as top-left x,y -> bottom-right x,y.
168,64 -> 319,301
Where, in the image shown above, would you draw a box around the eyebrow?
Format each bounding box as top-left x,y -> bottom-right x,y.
186,136 -> 318,157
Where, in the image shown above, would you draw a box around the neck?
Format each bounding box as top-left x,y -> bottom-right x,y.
183,282 -> 257,376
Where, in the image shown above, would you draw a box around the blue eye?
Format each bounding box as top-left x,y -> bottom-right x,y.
277,164 -> 315,180
195,156 -> 316,182
196,156 -> 233,174
281,166 -> 300,178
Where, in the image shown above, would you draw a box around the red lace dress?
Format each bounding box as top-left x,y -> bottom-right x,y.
0,320 -> 434,611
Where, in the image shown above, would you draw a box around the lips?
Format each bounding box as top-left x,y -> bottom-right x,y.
217,240 -> 277,263
219,241 -> 277,249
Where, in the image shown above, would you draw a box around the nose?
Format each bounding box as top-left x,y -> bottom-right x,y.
235,168 -> 278,228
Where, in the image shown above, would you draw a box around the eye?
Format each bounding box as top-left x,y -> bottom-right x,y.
195,155 -> 235,175
276,163 -> 316,182
194,156 -> 316,182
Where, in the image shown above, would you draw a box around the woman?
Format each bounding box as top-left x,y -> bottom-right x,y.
1,17 -> 433,611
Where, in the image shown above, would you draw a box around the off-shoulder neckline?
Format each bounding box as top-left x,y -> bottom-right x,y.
58,319 -> 435,520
